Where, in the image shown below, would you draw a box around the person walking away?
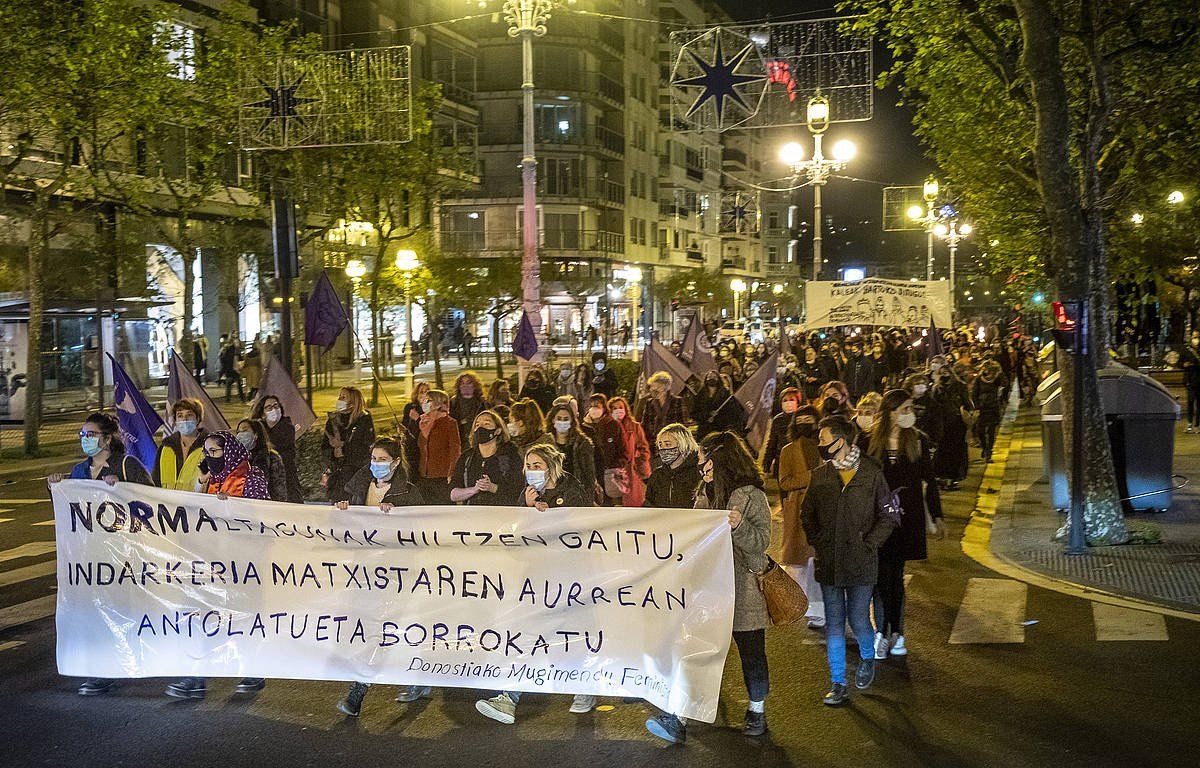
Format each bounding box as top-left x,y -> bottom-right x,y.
645,423 -> 703,509
415,388 -> 461,504
323,387 -> 375,502
971,360 -> 1003,461
636,372 -> 684,456
581,394 -> 627,505
450,410 -> 523,505
777,405 -> 825,628
450,372 -> 487,446
762,387 -> 802,477
801,415 -> 897,706
251,395 -> 303,502
608,396 -> 651,506
236,418 -> 287,503
591,352 -> 617,398
866,390 -> 944,661
219,335 -> 244,402
1181,331 -> 1200,431
241,342 -> 263,401
333,437 -> 427,716
154,398 -> 207,490
192,334 -> 208,381
646,431 -> 772,743
545,403 -> 598,500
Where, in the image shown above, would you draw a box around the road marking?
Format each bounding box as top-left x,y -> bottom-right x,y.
0,499 -> 49,505
31,520 -> 54,527
950,578 -> 1027,644
0,519 -> 12,524
1093,603 -> 1169,641
0,560 -> 56,588
0,641 -> 26,652
0,542 -> 56,563
0,595 -> 56,631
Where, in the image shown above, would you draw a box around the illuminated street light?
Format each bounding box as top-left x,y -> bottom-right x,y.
730,278 -> 747,319
934,223 -> 949,237
344,259 -> 366,280
1168,190 -> 1185,205
394,249 -> 420,395
907,204 -> 925,221
1131,212 -> 1145,225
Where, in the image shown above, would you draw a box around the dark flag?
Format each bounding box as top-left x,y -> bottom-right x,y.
925,317 -> 944,360
512,310 -> 539,361
639,339 -> 695,396
679,310 -> 717,375
733,351 -> 779,452
108,353 -> 163,474
304,271 -> 348,351
167,349 -> 229,433
256,354 -> 317,436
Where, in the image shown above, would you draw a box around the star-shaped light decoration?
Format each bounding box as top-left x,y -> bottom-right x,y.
244,72 -> 319,146
673,35 -> 766,125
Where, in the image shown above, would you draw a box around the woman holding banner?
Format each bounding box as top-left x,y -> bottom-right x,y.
333,437 -> 428,716
450,410 -> 523,506
235,418 -> 287,503
646,431 -> 771,743
154,398 -> 207,490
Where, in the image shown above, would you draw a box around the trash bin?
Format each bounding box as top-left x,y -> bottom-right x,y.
1040,364 -> 1181,512
1038,340 -> 1057,379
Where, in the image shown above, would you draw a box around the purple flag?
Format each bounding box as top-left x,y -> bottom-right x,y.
638,339 -> 695,397
167,349 -> 229,433
512,310 -> 538,361
925,317 -> 944,361
733,351 -> 779,453
679,309 -> 717,375
109,353 -> 163,473
304,271 -> 348,351
256,354 -> 317,436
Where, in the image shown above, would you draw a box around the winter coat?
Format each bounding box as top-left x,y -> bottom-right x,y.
518,381 -> 557,415
614,417 -> 652,506
644,453 -> 702,509
70,450 -> 152,485
778,436 -> 821,565
875,437 -> 942,562
801,459 -> 897,586
842,355 -> 878,401
592,368 -> 618,398
265,416 -> 302,502
637,394 -> 684,447
971,377 -> 1003,418
323,412 -> 375,500
451,442 -> 524,506
154,429 -> 208,490
761,412 -> 793,477
697,485 -> 771,632
449,395 -> 487,445
547,432 -> 597,499
241,351 -> 263,389
527,472 -> 592,508
582,415 -> 626,476
797,362 -> 824,401
342,466 -> 426,507
417,412 -> 462,480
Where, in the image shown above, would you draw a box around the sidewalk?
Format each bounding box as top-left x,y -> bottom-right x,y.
987,401 -> 1200,614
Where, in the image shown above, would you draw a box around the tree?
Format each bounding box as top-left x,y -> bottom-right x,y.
656,268 -> 733,319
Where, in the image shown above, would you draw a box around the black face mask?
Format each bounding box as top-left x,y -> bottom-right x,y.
204,456 -> 225,475
474,426 -> 499,445
817,438 -> 842,462
793,422 -> 816,440
822,396 -> 842,414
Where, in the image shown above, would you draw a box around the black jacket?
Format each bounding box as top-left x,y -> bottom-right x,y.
645,454 -> 702,508
762,412 -> 793,477
801,458 -> 897,586
342,466 -> 426,507
875,438 -> 942,562
449,395 -> 487,445
451,442 -> 524,505
529,472 -> 592,508
842,355 -> 878,401
265,416 -> 302,502
592,368 -> 618,398
548,432 -> 597,497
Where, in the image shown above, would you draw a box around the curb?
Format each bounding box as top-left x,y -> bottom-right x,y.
960,396 -> 1200,623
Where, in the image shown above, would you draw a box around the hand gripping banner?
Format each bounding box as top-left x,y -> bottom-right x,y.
51,482 -> 734,721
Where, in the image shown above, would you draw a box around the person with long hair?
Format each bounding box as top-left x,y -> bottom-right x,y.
777,404 -> 825,628
853,391 -> 883,451
416,388 -> 461,504
517,367 -> 557,414
250,395 -> 302,502
154,398 -> 207,491
903,372 -> 942,449
762,386 -> 802,477
333,437 -> 427,716
931,363 -> 972,490
818,381 -> 852,419
486,378 -> 512,410
608,396 -> 651,506
582,393 -> 626,505
450,371 -> 487,445
544,402 -> 597,498
644,423 -> 702,509
323,386 -> 375,502
646,431 -> 771,744
235,418 -> 286,501
507,398 -> 545,454
571,363 -> 594,403
866,389 -> 944,661
450,410 -> 523,505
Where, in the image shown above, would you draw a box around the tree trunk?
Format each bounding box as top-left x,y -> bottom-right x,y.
430,300 -> 444,390
178,216 -> 194,355
1015,0 -> 1128,545
22,203 -> 48,455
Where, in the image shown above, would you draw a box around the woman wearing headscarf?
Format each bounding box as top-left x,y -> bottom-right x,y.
250,395 -> 302,502
323,386 -> 375,502
416,388 -> 461,504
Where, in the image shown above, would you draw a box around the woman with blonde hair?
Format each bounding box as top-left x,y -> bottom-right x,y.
416,388 -> 461,504
853,391 -> 883,451
450,409 -> 523,505
322,386 -> 374,502
644,423 -> 702,509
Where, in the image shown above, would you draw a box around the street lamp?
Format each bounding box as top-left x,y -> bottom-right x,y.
1168,190 -> 1185,205
730,277 -> 747,319
395,249 -> 420,397
1131,212 -> 1145,225
909,175 -> 941,280
344,259 -> 366,367
935,221 -> 971,317
778,94 -> 857,282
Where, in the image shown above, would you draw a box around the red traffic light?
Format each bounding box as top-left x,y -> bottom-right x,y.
1052,300 -> 1076,331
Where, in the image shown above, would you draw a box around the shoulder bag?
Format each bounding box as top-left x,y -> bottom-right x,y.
755,555 -> 809,626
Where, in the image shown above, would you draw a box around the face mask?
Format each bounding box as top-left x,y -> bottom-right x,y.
930,363 -> 944,372
264,408 -> 281,425
236,431 -> 256,451
817,438 -> 842,462
560,368 -> 572,378
526,469 -> 547,491
460,385 -> 475,398
176,419 -> 197,436
81,435 -> 102,457
658,447 -> 682,466
421,401 -> 433,414
370,460 -> 393,480
794,422 -> 816,439
587,406 -> 602,420
912,384 -> 928,397
554,419 -> 572,434
823,396 -> 842,413
782,400 -> 798,414
205,456 -> 226,475
507,422 -> 520,436
474,426 -> 498,444
612,408 -> 626,421
897,413 -> 917,430
594,362 -> 606,372
856,414 -> 876,432
335,399 -> 348,413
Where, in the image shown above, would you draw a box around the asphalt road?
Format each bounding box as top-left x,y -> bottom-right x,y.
1,467 -> 1197,768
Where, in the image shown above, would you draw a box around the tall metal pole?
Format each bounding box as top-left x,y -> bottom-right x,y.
811,133 -> 824,281
1067,300 -> 1089,554
926,230 -> 934,281
518,22 -> 541,384
404,277 -> 415,398
949,224 -> 958,318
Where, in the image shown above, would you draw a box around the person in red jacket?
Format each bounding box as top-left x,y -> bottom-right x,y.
416,388 -> 461,504
608,396 -> 651,506
581,393 -> 626,506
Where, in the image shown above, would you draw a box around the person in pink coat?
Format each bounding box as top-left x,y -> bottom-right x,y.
608,396 -> 652,506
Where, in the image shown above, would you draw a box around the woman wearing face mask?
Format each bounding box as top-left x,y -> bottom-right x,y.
866,389 -> 944,661
544,403 -> 597,499
903,373 -> 943,449
636,372 -> 684,454
693,372 -> 729,440
517,368 -> 557,414
818,381 -> 852,419
853,392 -> 883,452
608,396 -> 651,507
763,387 -> 802,478
48,412 -> 152,698
798,347 -> 824,402
645,423 -> 702,509
474,442 -> 594,724
249,396 -> 301,502
166,430 -> 269,700
486,378 -> 512,410
154,398 -> 207,490
449,372 -> 487,446
555,362 -> 575,396
570,363 -> 595,403
581,393 -> 627,506
777,405 -> 825,628
646,431 -> 771,743
323,387 -> 375,502
450,410 -> 523,505
333,437 -> 427,716
507,398 -> 545,454
235,419 -> 285,502
416,388 -> 461,504
590,352 -> 617,398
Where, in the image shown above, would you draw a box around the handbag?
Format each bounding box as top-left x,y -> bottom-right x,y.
603,467 -> 629,499
755,555 -> 809,626
960,405 -> 979,428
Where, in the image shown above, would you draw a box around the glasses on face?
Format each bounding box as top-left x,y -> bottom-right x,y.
79,430 -> 101,439
204,448 -> 224,458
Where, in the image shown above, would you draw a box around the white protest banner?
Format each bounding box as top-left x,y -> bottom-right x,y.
51,482 -> 734,721
805,277 -> 952,329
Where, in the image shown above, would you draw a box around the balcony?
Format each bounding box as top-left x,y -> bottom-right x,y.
438,81 -> 476,108
685,165 -> 704,181
597,23 -> 625,55
595,124 -> 624,154
721,256 -> 748,271
441,229 -> 625,257
537,178 -> 625,207
595,73 -> 625,105
722,148 -> 747,167
766,262 -> 800,277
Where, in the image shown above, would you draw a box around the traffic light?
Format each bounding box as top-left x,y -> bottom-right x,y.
1051,300 -> 1088,356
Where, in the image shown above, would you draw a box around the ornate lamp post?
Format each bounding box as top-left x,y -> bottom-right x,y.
395,249 -> 420,397
730,277 -> 747,319
907,175 -> 941,280
344,259 -> 366,371
933,220 -> 972,315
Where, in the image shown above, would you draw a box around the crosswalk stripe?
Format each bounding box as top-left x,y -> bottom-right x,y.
0,561 -> 56,588
0,518 -> 12,524
949,578 -> 1027,644
31,520 -> 54,527
1092,603 -> 1169,641
0,542 -> 56,563
0,499 -> 48,505
0,595 -> 56,631
0,641 -> 27,652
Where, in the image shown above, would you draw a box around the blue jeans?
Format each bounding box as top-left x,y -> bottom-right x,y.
821,584 -> 876,685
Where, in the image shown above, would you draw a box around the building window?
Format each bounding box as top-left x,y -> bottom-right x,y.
541,158 -> 580,195
767,245 -> 779,263
534,103 -> 578,142
767,211 -> 779,230
442,210 -> 485,250
545,212 -> 579,250
159,22 -> 197,81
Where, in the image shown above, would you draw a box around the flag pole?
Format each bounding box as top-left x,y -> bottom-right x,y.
304,343 -> 314,407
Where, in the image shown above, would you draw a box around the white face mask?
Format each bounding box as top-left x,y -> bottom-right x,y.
782,400 -> 798,414
612,408 -> 626,421
587,406 -> 602,420
896,413 -> 917,430
264,408 -> 282,425
335,399 -> 348,413
508,422 -> 521,436
236,431 -> 256,451
856,414 -> 876,432
554,419 -> 572,433
421,401 -> 433,414
526,469 -> 547,491
912,384 -> 928,397
594,362 -> 606,372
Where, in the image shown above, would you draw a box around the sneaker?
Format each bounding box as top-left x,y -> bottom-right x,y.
743,709 -> 767,736
873,632 -> 890,660
77,678 -> 116,696
235,678 -> 266,693
645,713 -> 687,743
476,693 -> 517,724
1187,426 -> 1195,433
165,677 -> 206,700
337,698 -> 361,717
855,659 -> 876,690
395,685 -> 432,703
569,694 -> 597,713
823,683 -> 848,706
890,634 -> 908,656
